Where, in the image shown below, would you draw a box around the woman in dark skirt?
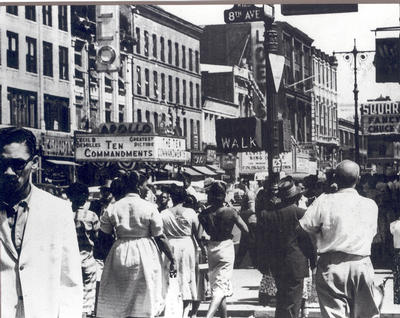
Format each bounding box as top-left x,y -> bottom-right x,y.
199,182 -> 248,318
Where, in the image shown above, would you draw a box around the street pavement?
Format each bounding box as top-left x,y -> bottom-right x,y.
197,268 -> 400,318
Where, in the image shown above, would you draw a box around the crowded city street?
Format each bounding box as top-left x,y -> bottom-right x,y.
1,3 -> 400,318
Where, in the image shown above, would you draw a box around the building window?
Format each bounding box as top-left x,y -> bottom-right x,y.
153,71 -> 158,98
190,119 -> 194,148
152,34 -> 157,58
153,112 -> 158,129
58,6 -> 68,31
160,37 -> 165,62
59,46 -> 68,80
44,94 -> 69,132
144,31 -> 149,57
168,40 -> 172,64
26,37 -> 37,73
161,73 -> 166,101
105,102 -> 112,123
175,42 -> 179,67
196,83 -> 200,108
42,6 -> 52,26
183,80 -> 187,105
43,41 -> 53,77
145,110 -> 150,123
196,120 -> 200,149
175,77 -> 180,104
7,31 -> 19,69
135,28 -> 141,54
8,87 -> 38,128
136,66 -> 141,95
189,81 -> 193,106
168,75 -> 173,102
183,118 -> 187,138
195,50 -> 199,73
189,48 -> 193,71
6,6 -> 18,15
182,46 -> 186,69
25,6 -> 36,21
137,109 -> 142,122
119,105 -> 124,122
145,68 -> 149,97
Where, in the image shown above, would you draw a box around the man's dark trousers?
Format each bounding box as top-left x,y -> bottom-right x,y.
274,274 -> 304,318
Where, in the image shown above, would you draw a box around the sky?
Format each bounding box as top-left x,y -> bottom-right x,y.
160,3 -> 400,119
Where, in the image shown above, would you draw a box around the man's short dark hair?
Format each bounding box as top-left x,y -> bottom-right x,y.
0,127 -> 37,157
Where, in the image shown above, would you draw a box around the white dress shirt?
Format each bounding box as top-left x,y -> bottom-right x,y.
300,188 -> 378,256
390,220 -> 400,249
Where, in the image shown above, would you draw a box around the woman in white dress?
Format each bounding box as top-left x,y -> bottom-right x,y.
161,184 -> 206,318
97,172 -> 176,318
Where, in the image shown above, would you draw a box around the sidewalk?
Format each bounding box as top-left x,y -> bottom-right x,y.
197,269 -> 400,318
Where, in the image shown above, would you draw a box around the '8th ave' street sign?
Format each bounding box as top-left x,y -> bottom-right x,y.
224,4 -> 274,24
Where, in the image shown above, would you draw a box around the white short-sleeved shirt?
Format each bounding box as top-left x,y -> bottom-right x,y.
390,220 -> 400,248
299,188 -> 378,256
100,193 -> 163,239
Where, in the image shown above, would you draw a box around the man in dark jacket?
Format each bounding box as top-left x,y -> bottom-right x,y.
258,176 -> 316,318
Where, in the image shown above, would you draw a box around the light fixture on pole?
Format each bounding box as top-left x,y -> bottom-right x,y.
333,39 -> 374,165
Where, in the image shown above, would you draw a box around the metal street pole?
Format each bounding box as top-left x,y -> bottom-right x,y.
334,39 -> 374,165
264,15 -> 276,178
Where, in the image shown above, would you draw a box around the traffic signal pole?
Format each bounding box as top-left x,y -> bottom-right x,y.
264,16 -> 277,178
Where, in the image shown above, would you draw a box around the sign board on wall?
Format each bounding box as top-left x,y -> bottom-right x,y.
239,151 -> 293,174
42,134 -> 74,158
361,101 -> 400,135
191,152 -> 207,166
74,134 -> 186,162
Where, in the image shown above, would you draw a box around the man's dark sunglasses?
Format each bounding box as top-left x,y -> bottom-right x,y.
0,156 -> 33,173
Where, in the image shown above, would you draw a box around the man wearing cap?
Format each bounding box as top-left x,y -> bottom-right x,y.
258,176 -> 315,318
300,160 -> 381,318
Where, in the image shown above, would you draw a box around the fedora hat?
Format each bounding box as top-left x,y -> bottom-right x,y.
277,176 -> 303,201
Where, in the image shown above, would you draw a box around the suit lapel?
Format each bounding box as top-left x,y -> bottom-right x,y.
0,209 -> 18,260
19,185 -> 41,259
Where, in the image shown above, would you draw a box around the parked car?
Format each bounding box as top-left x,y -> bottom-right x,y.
152,180 -> 207,203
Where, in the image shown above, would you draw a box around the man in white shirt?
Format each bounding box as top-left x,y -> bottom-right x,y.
300,160 -> 381,318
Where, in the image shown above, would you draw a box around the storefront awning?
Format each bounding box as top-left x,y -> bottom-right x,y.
206,165 -> 225,174
192,166 -> 217,176
46,159 -> 81,166
182,167 -> 203,177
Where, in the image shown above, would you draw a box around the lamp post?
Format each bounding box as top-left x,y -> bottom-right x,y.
333,39 -> 374,164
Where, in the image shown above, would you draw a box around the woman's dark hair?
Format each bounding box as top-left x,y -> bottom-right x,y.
110,177 -> 126,201
169,184 -> 187,205
0,126 -> 37,157
66,182 -> 89,206
183,194 -> 198,210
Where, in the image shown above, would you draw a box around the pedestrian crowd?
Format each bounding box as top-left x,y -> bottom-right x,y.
0,126 -> 397,318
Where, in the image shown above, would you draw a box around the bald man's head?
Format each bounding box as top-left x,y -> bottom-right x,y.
335,160 -> 360,189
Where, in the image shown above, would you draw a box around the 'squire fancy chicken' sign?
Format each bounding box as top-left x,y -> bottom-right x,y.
361,101 -> 400,135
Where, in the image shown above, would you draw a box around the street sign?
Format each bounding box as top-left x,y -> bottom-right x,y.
281,4 -> 358,16
375,38 -> 400,83
224,4 -> 273,24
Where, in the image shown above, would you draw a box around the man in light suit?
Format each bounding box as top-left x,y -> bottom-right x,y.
0,127 -> 83,318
